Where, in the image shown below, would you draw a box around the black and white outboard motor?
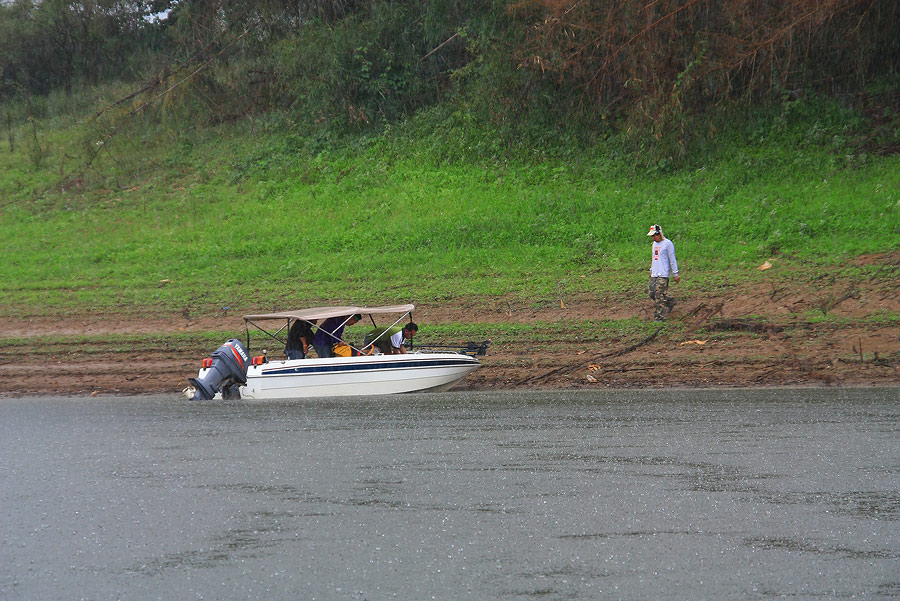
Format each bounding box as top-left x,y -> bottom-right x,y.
186,339 -> 251,400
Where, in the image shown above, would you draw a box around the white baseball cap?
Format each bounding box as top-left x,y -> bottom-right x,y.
647,224 -> 662,236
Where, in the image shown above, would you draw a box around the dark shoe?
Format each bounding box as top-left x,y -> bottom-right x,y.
666,297 -> 677,309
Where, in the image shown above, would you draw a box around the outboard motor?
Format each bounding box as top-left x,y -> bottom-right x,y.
187,339 -> 251,400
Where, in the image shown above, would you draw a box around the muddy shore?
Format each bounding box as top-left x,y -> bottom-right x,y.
2,255 -> 898,397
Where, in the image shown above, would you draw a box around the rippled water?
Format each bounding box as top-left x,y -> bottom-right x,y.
2,388 -> 899,600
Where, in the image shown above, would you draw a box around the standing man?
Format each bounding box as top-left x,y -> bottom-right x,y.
313,314 -> 361,358
647,224 -> 680,321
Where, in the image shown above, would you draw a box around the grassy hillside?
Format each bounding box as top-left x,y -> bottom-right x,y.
1,94 -> 898,320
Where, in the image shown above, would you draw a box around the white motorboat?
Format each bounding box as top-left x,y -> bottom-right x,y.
184,304 -> 485,400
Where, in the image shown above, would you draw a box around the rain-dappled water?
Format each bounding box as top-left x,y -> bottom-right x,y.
2,388 -> 899,600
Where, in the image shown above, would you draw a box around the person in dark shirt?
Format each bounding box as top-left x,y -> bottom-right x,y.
313,314 -> 361,358
285,318 -> 317,360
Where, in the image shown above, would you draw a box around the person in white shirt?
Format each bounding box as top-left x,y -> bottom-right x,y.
647,224 -> 680,321
364,323 -> 418,354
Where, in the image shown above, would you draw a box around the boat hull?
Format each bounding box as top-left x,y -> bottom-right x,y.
198,352 -> 480,399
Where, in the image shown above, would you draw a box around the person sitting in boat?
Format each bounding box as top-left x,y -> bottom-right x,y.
284,318 -> 316,360
363,322 -> 418,355
313,314 -> 361,358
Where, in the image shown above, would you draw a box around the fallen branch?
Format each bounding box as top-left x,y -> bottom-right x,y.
85,27 -> 252,170
420,32 -> 460,62
518,326 -> 663,385
686,300 -> 725,332
602,326 -> 664,359
593,366 -> 653,374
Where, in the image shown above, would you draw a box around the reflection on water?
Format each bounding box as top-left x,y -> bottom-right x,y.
755,490 -> 900,520
745,537 -> 900,560
1,387 -> 899,601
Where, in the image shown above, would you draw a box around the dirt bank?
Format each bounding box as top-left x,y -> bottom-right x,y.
2,254 -> 898,396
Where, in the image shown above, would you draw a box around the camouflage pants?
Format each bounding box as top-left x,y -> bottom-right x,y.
648,277 -> 674,321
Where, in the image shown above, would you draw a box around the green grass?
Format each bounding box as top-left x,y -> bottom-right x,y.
0,318 -> 669,359
1,96 -> 898,319
412,317 -> 659,345
802,311 -> 900,326
0,330 -> 233,357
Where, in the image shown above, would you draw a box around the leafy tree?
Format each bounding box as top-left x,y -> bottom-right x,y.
0,0 -> 173,99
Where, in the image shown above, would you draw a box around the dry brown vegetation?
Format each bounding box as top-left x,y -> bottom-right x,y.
507,0 -> 899,147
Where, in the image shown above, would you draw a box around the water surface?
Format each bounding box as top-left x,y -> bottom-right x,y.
2,388 -> 899,600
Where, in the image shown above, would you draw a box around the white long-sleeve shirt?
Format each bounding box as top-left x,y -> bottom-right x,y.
650,238 -> 679,278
